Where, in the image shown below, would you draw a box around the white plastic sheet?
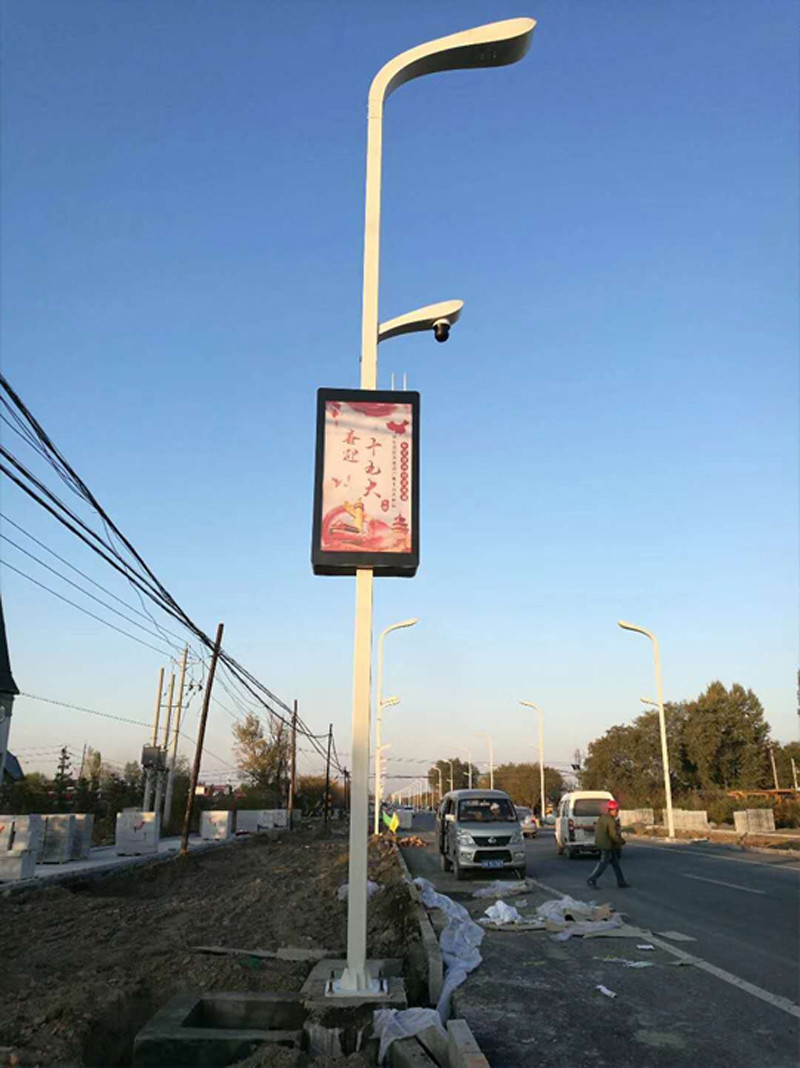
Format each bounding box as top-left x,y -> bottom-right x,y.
372,1007 -> 447,1065
414,877 -> 485,1020
483,900 -> 522,926
472,878 -> 534,898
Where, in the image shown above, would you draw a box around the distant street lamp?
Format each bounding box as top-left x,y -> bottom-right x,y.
373,618 -> 418,835
478,732 -> 494,789
447,759 -> 455,793
519,701 -> 546,819
339,16 -> 536,995
619,621 -> 675,839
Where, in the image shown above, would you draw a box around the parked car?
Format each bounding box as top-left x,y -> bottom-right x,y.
554,790 -> 615,858
436,789 -> 526,881
515,805 -> 538,838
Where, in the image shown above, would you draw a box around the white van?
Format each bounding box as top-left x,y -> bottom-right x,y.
554,791 -> 615,858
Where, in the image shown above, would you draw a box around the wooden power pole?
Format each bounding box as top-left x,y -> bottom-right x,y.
181,623 -> 224,856
768,744 -> 780,791
288,699 -> 298,829
143,667 -> 164,810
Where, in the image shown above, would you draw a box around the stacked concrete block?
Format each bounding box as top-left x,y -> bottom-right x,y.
734,809 -> 776,834
71,814 -> 95,859
0,814 -> 45,855
0,851 -> 36,882
116,811 -> 160,855
618,808 -> 654,828
200,811 -> 233,841
37,814 -> 76,863
235,810 -> 273,833
271,809 -> 288,829
669,809 -> 709,831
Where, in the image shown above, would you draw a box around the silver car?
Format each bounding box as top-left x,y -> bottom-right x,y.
436,789 -> 526,881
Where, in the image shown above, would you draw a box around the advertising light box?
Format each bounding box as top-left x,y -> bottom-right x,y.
312,388 -> 420,576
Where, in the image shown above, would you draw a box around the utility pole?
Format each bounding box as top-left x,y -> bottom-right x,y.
791,758 -> 798,792
343,769 -> 350,815
288,699 -> 298,829
143,667 -> 164,810
324,723 -> 333,831
769,744 -> 780,791
154,672 -> 175,821
181,623 -> 224,856
164,644 -> 188,827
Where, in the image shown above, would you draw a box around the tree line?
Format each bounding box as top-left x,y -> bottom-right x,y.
426,757 -> 565,814
579,681 -> 800,825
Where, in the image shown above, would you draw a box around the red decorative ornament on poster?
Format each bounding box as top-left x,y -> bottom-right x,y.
312,389 -> 420,576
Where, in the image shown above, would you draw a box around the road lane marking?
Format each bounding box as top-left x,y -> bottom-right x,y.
679,873 -> 766,895
645,935 -> 800,1020
627,839 -> 800,873
529,879 -> 800,1020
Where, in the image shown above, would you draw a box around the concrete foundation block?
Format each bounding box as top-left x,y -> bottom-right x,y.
388,1036 -> 438,1067
447,1019 -> 490,1068
0,814 -> 45,854
271,808 -> 289,829
236,809 -> 272,834
71,814 -> 94,859
133,992 -> 306,1068
200,811 -> 233,841
0,851 -> 36,881
38,814 -> 76,863
670,809 -> 709,831
618,808 -> 654,828
734,809 -> 775,834
116,811 -> 160,855
417,1024 -> 450,1066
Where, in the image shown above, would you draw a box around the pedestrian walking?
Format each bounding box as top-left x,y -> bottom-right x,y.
587,800 -> 631,889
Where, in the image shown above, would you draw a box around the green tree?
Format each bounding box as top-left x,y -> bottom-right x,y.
492,762 -> 565,813
772,742 -> 800,790
232,713 -> 290,801
427,757 -> 482,797
295,774 -> 344,816
681,682 -> 770,790
53,747 -> 73,809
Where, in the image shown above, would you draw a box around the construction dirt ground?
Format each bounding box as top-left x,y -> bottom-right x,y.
0,825 -> 420,1068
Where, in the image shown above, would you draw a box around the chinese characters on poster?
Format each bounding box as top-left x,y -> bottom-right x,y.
312,390 -> 419,576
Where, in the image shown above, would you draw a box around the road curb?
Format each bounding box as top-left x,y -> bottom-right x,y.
393,839 -> 444,1007
627,833 -> 800,859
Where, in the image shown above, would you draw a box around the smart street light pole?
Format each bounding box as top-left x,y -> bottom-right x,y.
520,701 -> 546,820
619,621 -> 675,839
340,17 -> 536,996
447,759 -> 455,792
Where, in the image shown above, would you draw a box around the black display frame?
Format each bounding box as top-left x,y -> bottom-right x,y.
311,387 -> 420,576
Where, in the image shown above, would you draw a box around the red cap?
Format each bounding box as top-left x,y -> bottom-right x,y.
607,800 -> 619,811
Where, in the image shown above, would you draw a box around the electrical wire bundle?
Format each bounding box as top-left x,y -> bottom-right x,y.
0,373 -> 344,776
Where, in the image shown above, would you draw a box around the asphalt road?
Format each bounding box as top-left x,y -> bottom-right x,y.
404,813 -> 800,1068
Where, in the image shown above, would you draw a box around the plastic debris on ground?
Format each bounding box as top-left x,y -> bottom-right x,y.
657,930 -> 697,942
637,944 -> 655,950
594,956 -> 654,968
336,879 -> 380,901
472,878 -> 535,898
596,984 -> 617,998
483,900 -> 523,926
372,1007 -> 447,1065
414,877 -> 485,1020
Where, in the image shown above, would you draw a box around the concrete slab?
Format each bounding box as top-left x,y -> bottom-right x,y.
200,810 -> 233,841
447,1019 -> 490,1068
38,814 -> 75,863
388,1035 -> 438,1067
0,851 -> 36,881
71,814 -> 94,860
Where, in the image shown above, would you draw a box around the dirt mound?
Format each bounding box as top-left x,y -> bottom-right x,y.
0,828 -> 410,1067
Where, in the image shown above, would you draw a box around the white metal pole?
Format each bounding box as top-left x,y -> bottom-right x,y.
467,751 -> 472,789
447,760 -> 454,792
489,737 -> 494,790
653,635 -> 675,839
338,15 -> 536,996
538,709 -> 545,818
437,767 -> 443,802
791,758 -> 798,792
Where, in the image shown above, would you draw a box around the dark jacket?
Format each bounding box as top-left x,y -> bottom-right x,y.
595,812 -> 624,851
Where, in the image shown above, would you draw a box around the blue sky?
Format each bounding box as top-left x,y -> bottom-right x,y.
1,1 -> 797,791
